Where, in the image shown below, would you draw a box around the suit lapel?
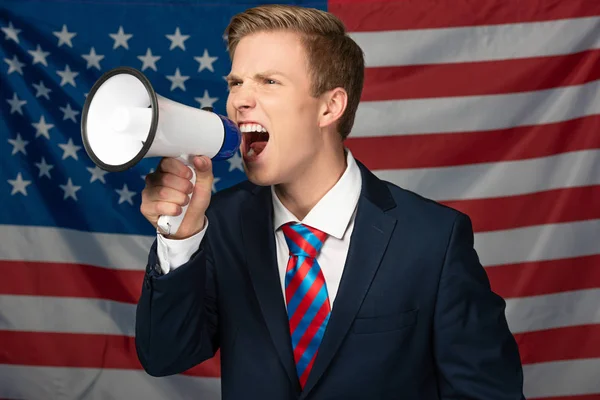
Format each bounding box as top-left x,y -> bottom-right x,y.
241,186 -> 301,394
300,163 -> 397,398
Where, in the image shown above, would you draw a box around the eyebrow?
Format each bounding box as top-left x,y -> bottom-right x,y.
225,70 -> 286,82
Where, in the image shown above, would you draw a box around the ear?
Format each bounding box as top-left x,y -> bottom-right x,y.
318,87 -> 348,129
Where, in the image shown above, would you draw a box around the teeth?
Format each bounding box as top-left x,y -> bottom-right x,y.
247,148 -> 255,157
239,123 -> 267,133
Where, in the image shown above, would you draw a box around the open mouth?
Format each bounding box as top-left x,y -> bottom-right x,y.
241,124 -> 269,161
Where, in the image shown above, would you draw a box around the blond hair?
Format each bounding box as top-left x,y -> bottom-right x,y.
224,4 -> 364,139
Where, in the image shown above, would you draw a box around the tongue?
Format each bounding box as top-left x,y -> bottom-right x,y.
250,141 -> 267,155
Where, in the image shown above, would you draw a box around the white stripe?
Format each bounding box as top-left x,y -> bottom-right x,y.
0,224 -> 153,270
352,78 -> 600,137
475,219 -> 600,267
351,16 -> 600,67
0,365 -> 221,400
374,149 -> 600,201
0,295 -> 136,336
523,358 -> 600,398
505,288 -> 600,334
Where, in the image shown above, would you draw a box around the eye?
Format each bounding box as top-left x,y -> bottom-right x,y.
264,78 -> 277,85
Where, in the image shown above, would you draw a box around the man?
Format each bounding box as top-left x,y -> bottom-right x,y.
135,4 -> 525,399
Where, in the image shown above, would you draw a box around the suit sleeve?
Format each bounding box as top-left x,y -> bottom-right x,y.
135,225 -> 219,377
433,213 -> 526,399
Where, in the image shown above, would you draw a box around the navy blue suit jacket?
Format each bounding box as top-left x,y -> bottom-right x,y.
135,160 -> 525,399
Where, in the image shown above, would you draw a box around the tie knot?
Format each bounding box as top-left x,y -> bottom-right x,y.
282,222 -> 327,258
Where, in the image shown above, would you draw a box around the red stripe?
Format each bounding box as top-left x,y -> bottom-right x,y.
362,50 -> 600,101
282,224 -> 319,258
531,395 -> 600,400
330,0 -> 600,32
289,277 -> 325,334
299,351 -> 318,388
346,114 -> 600,170
0,330 -> 221,377
443,185 -> 600,233
293,301 -> 330,364
285,257 -> 314,303
0,260 -> 142,303
486,254 -> 600,299
515,324 -> 600,364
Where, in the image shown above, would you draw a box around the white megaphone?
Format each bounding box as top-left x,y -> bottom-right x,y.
81,66 -> 241,236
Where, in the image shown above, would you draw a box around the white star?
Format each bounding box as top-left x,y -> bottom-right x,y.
195,90 -> 218,108
2,22 -> 21,44
166,27 -> 190,51
4,55 -> 25,75
33,81 -> 52,100
87,166 -> 108,183
137,48 -> 161,71
56,65 -> 79,87
8,172 -> 32,196
35,157 -> 54,179
8,133 -> 28,156
109,26 -> 133,50
53,24 -> 76,47
212,176 -> 221,193
227,151 -> 244,172
32,115 -> 54,139
59,103 -> 80,123
60,178 -> 81,200
6,92 -> 27,115
81,47 -> 104,70
141,168 -> 155,181
58,138 -> 82,160
28,44 -> 51,66
166,68 -> 189,91
116,184 -> 136,205
194,49 -> 218,73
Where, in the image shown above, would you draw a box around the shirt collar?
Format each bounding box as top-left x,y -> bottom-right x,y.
271,149 -> 362,240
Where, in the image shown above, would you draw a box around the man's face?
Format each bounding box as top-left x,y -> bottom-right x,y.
226,31 -> 324,186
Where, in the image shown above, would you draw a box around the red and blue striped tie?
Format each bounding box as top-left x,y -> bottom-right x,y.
282,222 -> 330,388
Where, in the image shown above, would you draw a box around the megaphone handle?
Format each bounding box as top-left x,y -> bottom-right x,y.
157,154 -> 196,236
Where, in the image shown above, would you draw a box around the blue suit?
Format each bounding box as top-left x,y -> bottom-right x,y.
135,160 -> 525,399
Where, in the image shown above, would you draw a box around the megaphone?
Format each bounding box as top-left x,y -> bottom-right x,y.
81,66 -> 241,236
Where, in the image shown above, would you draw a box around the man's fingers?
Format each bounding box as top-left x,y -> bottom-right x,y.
158,157 -> 193,179
146,172 -> 193,194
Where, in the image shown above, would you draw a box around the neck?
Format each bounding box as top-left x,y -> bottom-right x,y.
274,141 -> 347,221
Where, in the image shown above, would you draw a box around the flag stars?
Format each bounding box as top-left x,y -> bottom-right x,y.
2,22 -> 21,44
60,103 -> 80,123
138,48 -> 161,71
32,115 -> 54,139
227,151 -> 244,172
28,45 -> 51,67
82,47 -> 104,70
4,55 -> 25,75
116,184 -> 136,205
141,168 -> 155,181
60,178 -> 81,200
8,133 -> 29,156
109,26 -> 133,50
35,157 -> 54,179
194,49 -> 218,72
7,172 -> 32,196
87,166 -> 108,183
58,138 -> 82,160
53,24 -> 77,47
56,65 -> 79,87
6,92 -> 27,115
33,81 -> 52,100
166,68 -> 190,91
166,27 -> 190,51
212,177 -> 221,193
195,90 -> 218,108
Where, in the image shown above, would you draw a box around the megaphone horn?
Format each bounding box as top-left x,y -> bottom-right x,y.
81,66 -> 241,236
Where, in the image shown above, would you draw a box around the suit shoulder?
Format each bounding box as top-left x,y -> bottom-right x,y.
383,180 -> 467,228
206,179 -> 256,213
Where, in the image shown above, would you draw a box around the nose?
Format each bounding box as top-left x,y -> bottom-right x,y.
230,84 -> 256,112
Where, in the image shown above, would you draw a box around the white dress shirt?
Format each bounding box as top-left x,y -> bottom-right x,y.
156,149 -> 362,306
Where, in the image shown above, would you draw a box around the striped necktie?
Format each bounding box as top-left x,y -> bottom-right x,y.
281,222 -> 330,388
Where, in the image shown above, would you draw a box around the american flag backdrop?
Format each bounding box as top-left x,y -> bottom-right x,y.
1,0 -> 600,398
